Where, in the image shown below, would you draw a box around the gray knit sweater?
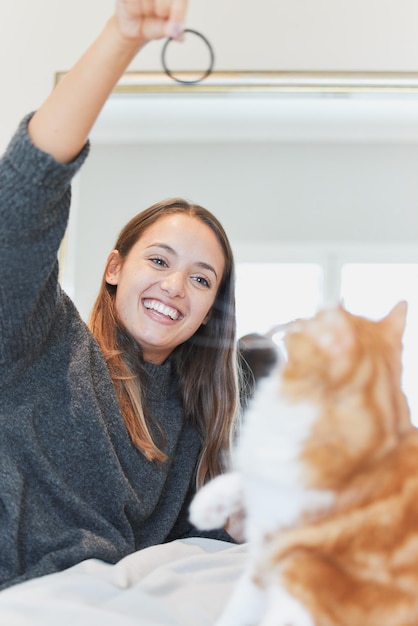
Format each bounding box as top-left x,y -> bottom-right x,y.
0,116 -> 230,591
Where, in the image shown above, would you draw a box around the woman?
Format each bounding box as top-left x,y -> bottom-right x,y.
0,0 -> 239,591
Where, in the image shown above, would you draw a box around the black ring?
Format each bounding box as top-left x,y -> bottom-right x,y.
161,28 -> 215,85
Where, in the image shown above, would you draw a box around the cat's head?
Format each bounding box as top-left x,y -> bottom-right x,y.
280,301 -> 412,488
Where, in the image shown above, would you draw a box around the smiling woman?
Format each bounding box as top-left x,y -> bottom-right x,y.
88,195 -> 238,468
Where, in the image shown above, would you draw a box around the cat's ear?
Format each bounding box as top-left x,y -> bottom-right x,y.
381,300 -> 408,338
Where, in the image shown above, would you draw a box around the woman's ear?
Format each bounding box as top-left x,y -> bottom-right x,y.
105,250 -> 122,285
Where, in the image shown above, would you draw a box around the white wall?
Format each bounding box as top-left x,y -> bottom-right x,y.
2,0 -> 418,152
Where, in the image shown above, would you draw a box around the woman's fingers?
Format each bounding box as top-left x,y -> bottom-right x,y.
165,0 -> 188,38
167,0 -> 188,25
141,17 -> 177,40
115,0 -> 188,40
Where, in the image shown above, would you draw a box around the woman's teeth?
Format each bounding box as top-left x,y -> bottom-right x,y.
144,299 -> 180,320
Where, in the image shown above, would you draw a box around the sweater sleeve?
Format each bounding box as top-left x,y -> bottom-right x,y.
0,114 -> 89,364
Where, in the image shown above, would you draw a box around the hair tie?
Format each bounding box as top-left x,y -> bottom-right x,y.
161,28 -> 215,85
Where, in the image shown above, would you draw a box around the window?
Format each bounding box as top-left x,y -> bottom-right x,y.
235,262 -> 323,338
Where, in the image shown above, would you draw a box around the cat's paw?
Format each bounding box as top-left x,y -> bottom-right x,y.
190,472 -> 244,530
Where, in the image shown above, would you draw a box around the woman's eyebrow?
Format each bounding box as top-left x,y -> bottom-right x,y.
147,243 -> 175,255
196,261 -> 218,280
147,243 -> 218,280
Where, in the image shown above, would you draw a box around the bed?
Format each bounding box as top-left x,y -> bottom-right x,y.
0,538 -> 248,625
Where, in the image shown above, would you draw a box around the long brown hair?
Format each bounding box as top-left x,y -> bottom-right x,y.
89,198 -> 239,486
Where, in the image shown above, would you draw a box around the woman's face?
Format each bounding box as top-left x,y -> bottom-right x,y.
105,213 -> 226,364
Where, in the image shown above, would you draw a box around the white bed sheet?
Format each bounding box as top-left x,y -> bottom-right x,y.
0,538 -> 248,626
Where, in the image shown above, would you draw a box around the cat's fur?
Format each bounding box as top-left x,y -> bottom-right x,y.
190,302 -> 418,626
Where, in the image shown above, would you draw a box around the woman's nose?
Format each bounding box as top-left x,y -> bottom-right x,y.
160,271 -> 186,297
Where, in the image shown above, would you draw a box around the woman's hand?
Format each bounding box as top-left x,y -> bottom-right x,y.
115,0 -> 187,41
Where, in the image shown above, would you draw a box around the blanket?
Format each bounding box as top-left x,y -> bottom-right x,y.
0,538 -> 248,626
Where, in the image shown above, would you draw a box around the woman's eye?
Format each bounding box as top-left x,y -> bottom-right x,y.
150,257 -> 167,268
193,276 -> 211,288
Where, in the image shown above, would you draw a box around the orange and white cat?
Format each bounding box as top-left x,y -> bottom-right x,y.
190,301 -> 418,626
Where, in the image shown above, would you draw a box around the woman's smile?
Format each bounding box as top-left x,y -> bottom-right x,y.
142,298 -> 184,321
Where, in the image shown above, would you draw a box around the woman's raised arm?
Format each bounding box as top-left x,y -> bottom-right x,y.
28,0 -> 188,164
